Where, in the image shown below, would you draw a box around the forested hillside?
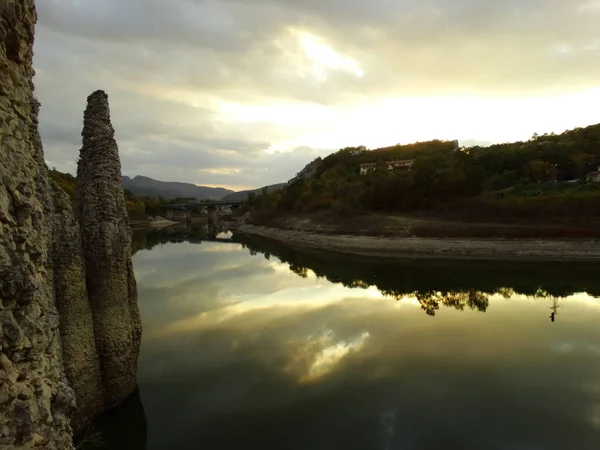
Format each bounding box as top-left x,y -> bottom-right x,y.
221,183 -> 287,202
49,169 -> 214,220
122,175 -> 233,200
246,124 -> 600,221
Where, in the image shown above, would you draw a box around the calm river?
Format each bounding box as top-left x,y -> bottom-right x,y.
96,225 -> 600,450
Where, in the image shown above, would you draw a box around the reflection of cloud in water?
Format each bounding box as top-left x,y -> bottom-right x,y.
130,236 -> 600,449
199,244 -> 243,253
591,405 -> 600,428
146,283 -> 387,341
303,330 -> 370,382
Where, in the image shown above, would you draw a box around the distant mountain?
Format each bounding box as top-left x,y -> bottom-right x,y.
221,183 -> 287,202
122,175 -> 234,200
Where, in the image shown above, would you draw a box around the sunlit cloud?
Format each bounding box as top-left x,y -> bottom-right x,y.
294,30 -> 365,80
217,100 -> 338,128
303,331 -> 370,382
145,280 -> 388,341
579,1 -> 600,12
198,245 -> 247,253
200,168 -> 242,175
35,1 -> 600,187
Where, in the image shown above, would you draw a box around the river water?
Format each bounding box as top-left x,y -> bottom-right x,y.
97,225 -> 600,450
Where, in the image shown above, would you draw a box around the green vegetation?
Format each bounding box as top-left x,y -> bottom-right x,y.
48,169 -> 217,220
246,124 -> 600,221
49,168 -> 76,199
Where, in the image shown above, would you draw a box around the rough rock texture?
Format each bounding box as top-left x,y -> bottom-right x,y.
76,91 -> 142,409
0,1 -> 75,448
1,1 -> 142,446
31,81 -> 103,436
288,157 -> 323,185
50,182 -> 105,433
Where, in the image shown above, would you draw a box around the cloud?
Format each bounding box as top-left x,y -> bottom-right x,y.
33,0 -> 600,188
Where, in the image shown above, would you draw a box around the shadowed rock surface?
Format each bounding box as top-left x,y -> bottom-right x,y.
76,90 -> 142,409
1,1 -> 143,446
30,75 -> 105,436
0,1 -> 75,448
51,182 -> 105,432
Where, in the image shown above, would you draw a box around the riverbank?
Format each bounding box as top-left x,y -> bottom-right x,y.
130,218 -> 179,229
246,211 -> 600,238
235,223 -> 600,261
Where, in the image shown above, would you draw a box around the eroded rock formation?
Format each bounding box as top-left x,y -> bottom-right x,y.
51,182 -> 105,432
1,1 -> 142,446
0,1 -> 75,448
76,90 -> 142,409
288,157 -> 323,185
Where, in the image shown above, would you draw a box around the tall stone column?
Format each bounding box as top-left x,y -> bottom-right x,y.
50,181 -> 105,432
0,1 -> 75,448
31,87 -> 105,435
76,91 -> 142,409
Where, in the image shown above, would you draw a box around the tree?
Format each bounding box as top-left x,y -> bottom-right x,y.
527,159 -> 550,183
571,152 -> 596,180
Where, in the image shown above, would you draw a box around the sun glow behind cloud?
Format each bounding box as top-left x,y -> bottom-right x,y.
111,25 -> 600,166
213,86 -> 600,153
36,0 -> 600,188
294,30 -> 365,80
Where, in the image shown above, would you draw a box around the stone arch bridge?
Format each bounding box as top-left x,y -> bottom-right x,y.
164,201 -> 242,222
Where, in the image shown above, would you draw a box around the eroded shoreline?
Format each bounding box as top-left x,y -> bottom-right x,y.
235,224 -> 600,261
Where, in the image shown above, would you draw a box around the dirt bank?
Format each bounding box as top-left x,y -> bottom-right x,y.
236,224 -> 600,261
130,219 -> 179,229
247,211 -> 600,239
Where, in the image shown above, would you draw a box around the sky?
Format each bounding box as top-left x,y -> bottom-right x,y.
33,0 -> 600,191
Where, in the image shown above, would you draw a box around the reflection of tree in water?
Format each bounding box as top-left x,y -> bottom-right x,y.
416,290 -> 489,316
235,233 -> 600,317
289,263 -> 309,279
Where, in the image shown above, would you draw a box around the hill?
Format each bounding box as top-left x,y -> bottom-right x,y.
245,123 -> 600,222
221,183 -> 287,202
122,175 -> 233,200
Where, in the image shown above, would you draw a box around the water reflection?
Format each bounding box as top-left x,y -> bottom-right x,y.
234,233 -> 600,318
121,229 -> 600,450
132,221 -> 229,255
82,390 -> 146,450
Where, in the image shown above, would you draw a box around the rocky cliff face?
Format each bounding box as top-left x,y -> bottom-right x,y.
51,182 -> 105,432
76,91 -> 142,409
1,1 -> 142,447
0,1 -> 75,448
288,157 -> 323,185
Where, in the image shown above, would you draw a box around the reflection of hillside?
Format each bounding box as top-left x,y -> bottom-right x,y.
132,225 -> 214,255
234,234 -> 600,316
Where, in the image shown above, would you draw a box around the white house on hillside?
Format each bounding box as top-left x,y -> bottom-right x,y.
360,159 -> 415,175
586,168 -> 600,183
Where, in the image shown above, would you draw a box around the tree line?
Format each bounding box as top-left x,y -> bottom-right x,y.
245,123 -> 600,221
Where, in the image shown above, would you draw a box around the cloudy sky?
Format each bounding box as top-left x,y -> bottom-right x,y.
34,0 -> 600,191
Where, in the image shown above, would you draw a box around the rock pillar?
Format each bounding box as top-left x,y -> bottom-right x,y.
50,182 -> 105,432
76,91 -> 142,409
